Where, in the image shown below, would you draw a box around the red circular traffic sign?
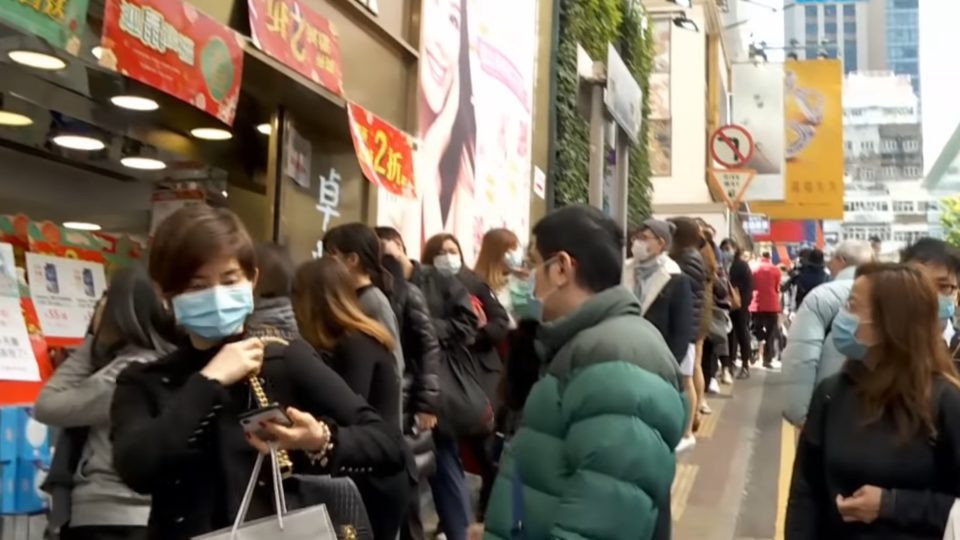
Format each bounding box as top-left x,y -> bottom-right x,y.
710,124 -> 755,168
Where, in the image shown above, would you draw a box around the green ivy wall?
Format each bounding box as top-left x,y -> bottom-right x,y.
552,0 -> 655,225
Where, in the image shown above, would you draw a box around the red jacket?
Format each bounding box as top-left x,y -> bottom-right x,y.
751,259 -> 782,313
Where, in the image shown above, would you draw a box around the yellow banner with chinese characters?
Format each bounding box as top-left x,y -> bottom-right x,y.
751,59 -> 844,220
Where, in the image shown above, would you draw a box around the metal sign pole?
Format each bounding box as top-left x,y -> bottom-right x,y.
614,127 -> 629,231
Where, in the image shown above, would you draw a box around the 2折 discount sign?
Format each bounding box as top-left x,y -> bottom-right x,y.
348,102 -> 416,199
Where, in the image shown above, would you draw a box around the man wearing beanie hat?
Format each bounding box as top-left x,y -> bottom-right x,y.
624,218 -> 698,452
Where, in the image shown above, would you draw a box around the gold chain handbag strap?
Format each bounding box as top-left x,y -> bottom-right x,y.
249,330 -> 295,478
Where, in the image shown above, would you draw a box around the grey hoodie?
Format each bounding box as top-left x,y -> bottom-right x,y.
34,338 -> 167,527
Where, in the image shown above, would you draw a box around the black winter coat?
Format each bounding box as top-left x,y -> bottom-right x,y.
673,248 -> 708,342
787,363 -> 960,540
409,262 -> 479,349
382,256 -> 441,419
644,273 -> 695,364
729,258 -> 754,313
457,269 -> 510,407
111,338 -> 406,540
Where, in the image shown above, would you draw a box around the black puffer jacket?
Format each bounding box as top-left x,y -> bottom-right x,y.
672,248 -> 708,343
382,256 -> 441,419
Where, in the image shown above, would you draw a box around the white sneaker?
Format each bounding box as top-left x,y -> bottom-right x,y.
676,435 -> 697,454
699,402 -> 713,415
708,378 -> 721,394
721,368 -> 734,385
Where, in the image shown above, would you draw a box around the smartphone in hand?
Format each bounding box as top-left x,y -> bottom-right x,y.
238,404 -> 293,440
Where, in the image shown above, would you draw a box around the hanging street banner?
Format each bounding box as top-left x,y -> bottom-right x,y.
0,0 -> 90,53
752,59 -> 844,220
99,0 -> 244,125
347,102 -> 416,199
247,0 -> 344,96
710,124 -> 755,169
708,168 -> 756,210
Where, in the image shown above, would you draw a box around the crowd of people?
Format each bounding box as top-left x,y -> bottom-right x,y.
29,200 -> 960,540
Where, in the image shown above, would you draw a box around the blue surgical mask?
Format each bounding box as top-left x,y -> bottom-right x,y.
433,254 -> 462,275
939,294 -> 956,322
524,271 -> 543,321
172,283 -> 254,340
831,307 -> 868,360
504,249 -> 524,270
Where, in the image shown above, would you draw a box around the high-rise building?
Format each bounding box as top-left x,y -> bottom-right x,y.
784,1 -> 885,73
885,0 -> 920,94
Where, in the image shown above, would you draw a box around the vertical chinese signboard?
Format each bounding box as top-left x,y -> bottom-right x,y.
99,0 -> 244,125
347,102 -> 416,199
0,0 -> 89,53
247,0 -> 344,96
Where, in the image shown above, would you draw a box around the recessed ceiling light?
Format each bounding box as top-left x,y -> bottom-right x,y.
91,46 -> 103,60
52,135 -> 105,151
63,221 -> 102,232
190,127 -> 233,141
121,156 -> 166,170
111,95 -> 159,111
0,111 -> 33,127
256,123 -> 271,135
221,190 -> 229,198
8,50 -> 66,71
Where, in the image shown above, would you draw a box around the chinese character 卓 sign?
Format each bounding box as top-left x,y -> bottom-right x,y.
99,0 -> 244,125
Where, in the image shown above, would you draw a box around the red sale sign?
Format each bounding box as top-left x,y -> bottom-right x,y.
99,0 -> 244,125
348,102 -> 416,199
248,0 -> 344,96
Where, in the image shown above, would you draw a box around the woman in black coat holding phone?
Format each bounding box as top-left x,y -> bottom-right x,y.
111,206 -> 405,540
292,257 -> 412,540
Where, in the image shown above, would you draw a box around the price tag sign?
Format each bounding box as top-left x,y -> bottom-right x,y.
347,102 -> 417,199
25,253 -> 107,345
0,296 -> 39,382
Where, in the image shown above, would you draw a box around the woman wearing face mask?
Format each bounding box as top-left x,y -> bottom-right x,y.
110,206 -> 406,539
786,263 -> 960,540
323,223 -> 405,392
474,228 -> 531,326
292,257 -> 412,540
35,267 -> 176,540
422,233 -> 507,523
623,219 -> 695,365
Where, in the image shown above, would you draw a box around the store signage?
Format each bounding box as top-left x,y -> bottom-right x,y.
150,189 -> 206,235
0,243 -> 36,383
248,0 -> 344,96
0,0 -> 89,51
99,0 -> 244,125
283,121 -> 313,190
316,167 -> 341,231
604,43 -> 642,143
347,102 -> 416,199
740,213 -> 771,236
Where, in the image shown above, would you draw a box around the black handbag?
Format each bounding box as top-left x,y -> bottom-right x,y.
437,344 -> 493,437
295,475 -> 374,540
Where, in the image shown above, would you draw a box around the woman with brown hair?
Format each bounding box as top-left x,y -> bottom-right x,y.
293,257 -> 412,540
473,228 -> 528,325
786,263 -> 960,539
668,216 -> 712,451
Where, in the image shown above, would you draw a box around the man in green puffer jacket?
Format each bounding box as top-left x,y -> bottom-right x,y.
483,206 -> 687,540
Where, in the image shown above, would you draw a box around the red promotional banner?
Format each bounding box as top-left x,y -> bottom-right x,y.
99,0 -> 244,125
248,0 -> 344,96
347,102 -> 416,198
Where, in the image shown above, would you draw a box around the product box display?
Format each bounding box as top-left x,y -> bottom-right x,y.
0,408 -> 48,465
0,461 -> 14,514
11,461 -> 45,515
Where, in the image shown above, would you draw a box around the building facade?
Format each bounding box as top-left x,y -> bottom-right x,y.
829,71 -> 926,253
